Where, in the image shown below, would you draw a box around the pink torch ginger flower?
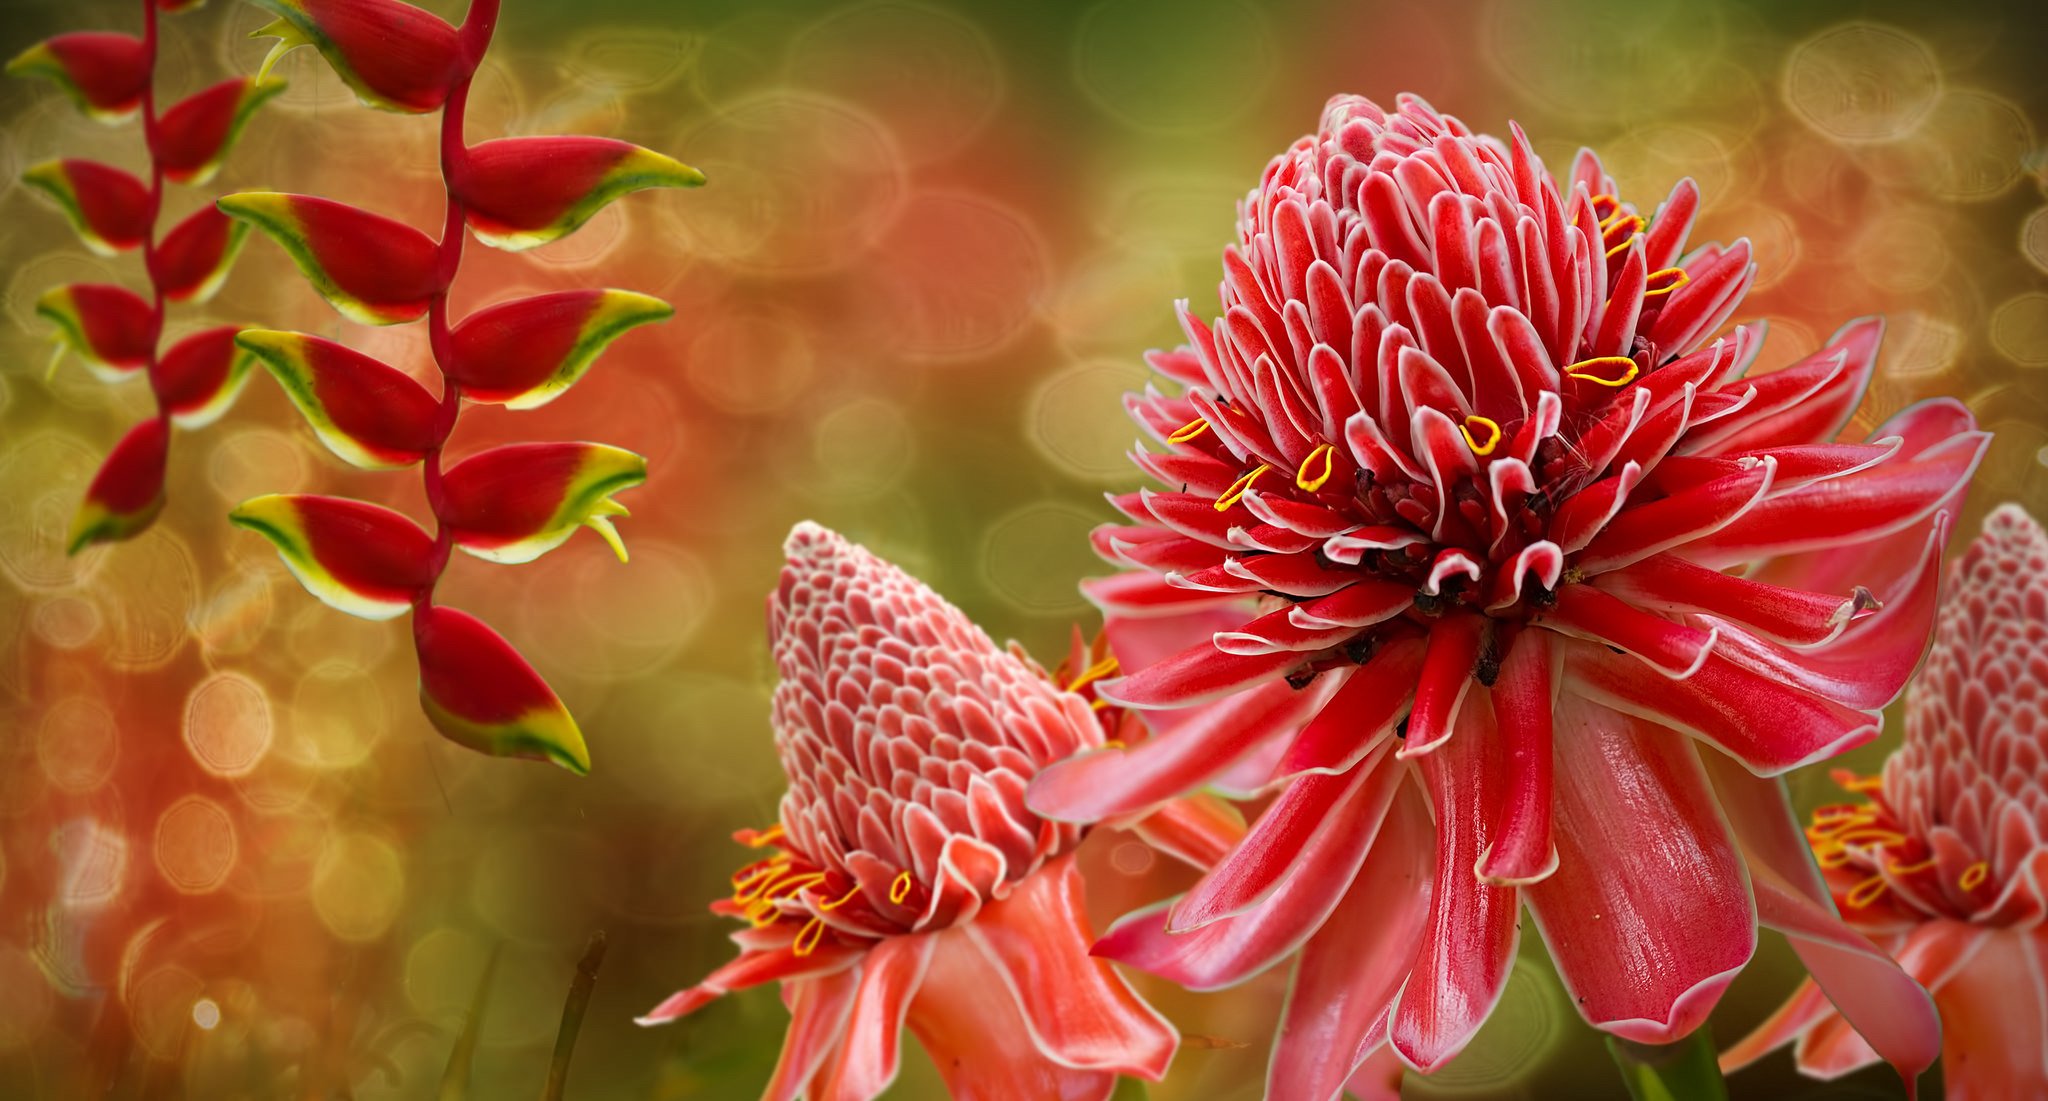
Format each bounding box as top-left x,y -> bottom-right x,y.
1729,504 -> 2048,1098
1025,93 -> 1988,1097
640,523 -> 1214,1100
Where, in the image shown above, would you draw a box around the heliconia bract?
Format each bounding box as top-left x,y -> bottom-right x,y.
413,604 -> 590,774
437,442 -> 646,564
71,416 -> 170,554
235,329 -> 441,468
445,289 -> 672,408
153,77 -> 286,185
230,494 -> 435,620
216,192 -> 440,325
6,32 -> 150,123
153,327 -> 255,428
246,0 -> 461,114
38,283 -> 155,380
22,159 -> 152,255
149,206 -> 250,303
450,136 -> 706,251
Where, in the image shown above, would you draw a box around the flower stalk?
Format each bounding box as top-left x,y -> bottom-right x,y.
1607,1033 -> 1729,1101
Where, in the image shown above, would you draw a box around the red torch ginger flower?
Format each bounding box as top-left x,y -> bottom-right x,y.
639,523 -> 1201,1101
1025,93 -> 1988,1097
1729,504 -> 2048,1098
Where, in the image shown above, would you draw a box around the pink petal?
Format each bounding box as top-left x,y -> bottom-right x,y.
1279,637 -> 1424,776
1398,613 -> 1484,757
1541,584 -> 1718,679
1928,928 -> 2048,1100
813,935 -> 932,1101
1126,793 -> 1246,870
1269,783 -> 1434,1101
764,968 -> 861,1101
963,856 -> 1178,1077
636,942 -> 862,1026
1096,636 -> 1303,710
907,928 -> 1117,1101
1593,553 -> 1868,647
1720,977 -> 1837,1072
1478,630 -> 1557,883
1525,695 -> 1754,1043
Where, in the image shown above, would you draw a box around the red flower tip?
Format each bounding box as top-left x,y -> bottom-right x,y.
153,327 -> 256,428
438,442 -> 647,564
37,283 -> 155,382
412,605 -> 590,774
155,77 -> 286,186
6,32 -> 150,123
446,289 -> 672,408
452,137 -> 705,252
235,329 -> 441,468
71,417 -> 170,554
150,206 -> 252,304
21,159 -> 151,255
230,494 -> 433,620
217,192 -> 440,325
248,0 -> 460,114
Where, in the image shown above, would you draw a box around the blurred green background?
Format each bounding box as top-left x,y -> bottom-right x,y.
1,0 -> 2045,1096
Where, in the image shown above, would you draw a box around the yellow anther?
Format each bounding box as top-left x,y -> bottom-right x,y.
1887,856 -> 1938,875
1835,829 -> 1907,850
731,856 -> 790,891
1100,739 -> 1126,750
1589,193 -> 1620,221
1090,698 -> 1111,711
1817,848 -> 1854,869
1603,232 -> 1641,260
1167,417 -> 1210,445
1960,862 -> 1990,891
768,872 -> 826,902
1065,655 -> 1120,694
1643,267 -> 1690,298
817,883 -> 863,911
1295,444 -> 1337,492
1844,874 -> 1890,910
745,824 -> 784,847
735,867 -> 792,905
1214,464 -> 1271,511
889,871 -> 915,905
1564,356 -> 1639,388
1459,415 -> 1502,457
1839,774 -> 1887,794
791,917 -> 826,957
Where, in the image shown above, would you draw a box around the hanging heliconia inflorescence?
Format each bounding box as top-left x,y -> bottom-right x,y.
12,0 -> 286,553
216,0 -> 703,774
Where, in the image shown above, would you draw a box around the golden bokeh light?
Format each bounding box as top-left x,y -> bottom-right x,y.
309,832 -> 405,943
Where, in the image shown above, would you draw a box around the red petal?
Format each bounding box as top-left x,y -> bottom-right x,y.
38,283 -> 155,379
1397,613 -> 1484,756
1389,688 -> 1520,1070
228,494 -> 433,620
249,0 -> 460,113
154,77 -> 284,185
235,330 -> 440,468
763,969 -> 861,1101
1478,630 -> 1557,883
1593,553 -> 1867,647
6,33 -> 149,121
637,939 -> 863,1025
23,159 -> 150,253
151,206 -> 250,303
217,193 -> 439,325
153,327 -> 255,427
452,137 -> 704,251
438,442 -> 646,564
812,935 -> 931,1101
1126,793 -> 1246,870
1541,583 -> 1717,679
962,856 -> 1176,1077
1921,929 -> 2048,1097
446,289 -> 671,408
1524,695 -> 1755,1044
907,927 -> 1118,1101
1096,636 -> 1303,710
1278,636 -> 1423,776
412,606 -> 590,773
1269,784 -> 1434,1101
70,417 -> 169,553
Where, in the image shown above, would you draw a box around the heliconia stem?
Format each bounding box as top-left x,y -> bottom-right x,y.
1606,1032 -> 1730,1101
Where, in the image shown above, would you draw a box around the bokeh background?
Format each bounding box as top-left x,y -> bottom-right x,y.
2,0 -> 2046,1096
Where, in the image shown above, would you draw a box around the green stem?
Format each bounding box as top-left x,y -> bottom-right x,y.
438,944 -> 500,1101
541,931 -> 609,1101
1606,1032 -> 1729,1101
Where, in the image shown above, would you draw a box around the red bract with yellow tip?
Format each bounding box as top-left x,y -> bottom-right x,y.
6,32 -> 149,123
38,283 -> 155,380
413,605 -> 589,774
450,136 -> 706,251
1026,93 -> 1980,1097
71,416 -> 169,554
641,524 -> 1208,1101
153,327 -> 254,428
1728,504 -> 2048,1099
445,289 -> 671,408
230,494 -> 434,620
217,192 -> 439,324
246,0 -> 460,113
235,330 -> 440,469
22,159 -> 151,254
154,77 -> 285,185
150,207 -> 249,303
438,442 -> 646,564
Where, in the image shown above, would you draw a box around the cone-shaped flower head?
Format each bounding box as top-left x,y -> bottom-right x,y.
1730,504 -> 2048,1096
640,523 -> 1178,1101
1028,93 -> 1986,1093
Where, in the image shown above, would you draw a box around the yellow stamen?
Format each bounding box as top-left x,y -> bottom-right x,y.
730,855 -> 791,891
1167,417 -> 1210,445
1295,444 -> 1337,492
767,872 -> 826,902
1459,415 -> 1502,457
1214,464 -> 1270,511
1844,874 -> 1890,910
1817,848 -> 1855,869
1603,232 -> 1640,260
1065,655 -> 1120,694
1834,829 -> 1907,849
791,917 -> 826,957
746,824 -> 785,847
1960,862 -> 1990,891
1887,856 -> 1938,875
889,872 -> 914,905
817,883 -> 863,911
1090,698 -> 1111,711
1643,267 -> 1690,297
1564,356 -> 1639,388
1839,774 -> 1886,794
1100,738 -> 1125,750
